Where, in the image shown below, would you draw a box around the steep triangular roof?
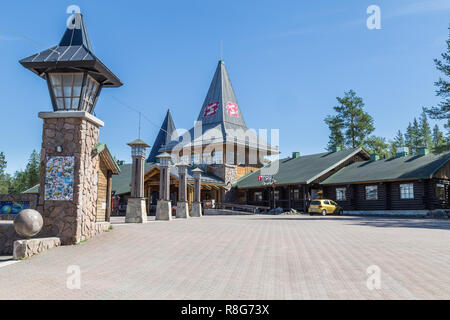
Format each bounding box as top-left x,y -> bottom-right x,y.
58,13 -> 93,51
147,109 -> 178,162
196,60 -> 247,128
159,61 -> 278,154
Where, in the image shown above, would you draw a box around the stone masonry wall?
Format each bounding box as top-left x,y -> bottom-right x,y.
37,116 -> 107,245
0,221 -> 21,255
207,164 -> 238,202
0,194 -> 38,221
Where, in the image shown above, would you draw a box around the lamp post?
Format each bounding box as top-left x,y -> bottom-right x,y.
191,167 -> 203,217
125,139 -> 150,223
155,152 -> 172,220
175,162 -> 190,218
19,12 -> 122,244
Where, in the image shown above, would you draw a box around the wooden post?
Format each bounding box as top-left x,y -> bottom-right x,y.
105,171 -> 113,222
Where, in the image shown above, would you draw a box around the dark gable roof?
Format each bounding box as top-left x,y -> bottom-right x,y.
235,148 -> 367,189
147,109 -> 177,162
19,13 -> 122,87
112,163 -> 224,195
321,151 -> 450,185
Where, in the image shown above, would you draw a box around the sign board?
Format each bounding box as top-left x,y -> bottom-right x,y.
45,156 -> 75,200
258,175 -> 275,186
0,201 -> 31,215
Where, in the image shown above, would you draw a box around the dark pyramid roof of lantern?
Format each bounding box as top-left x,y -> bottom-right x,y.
19,13 -> 122,87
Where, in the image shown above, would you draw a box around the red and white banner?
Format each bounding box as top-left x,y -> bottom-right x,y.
204,102 -> 220,117
226,102 -> 239,117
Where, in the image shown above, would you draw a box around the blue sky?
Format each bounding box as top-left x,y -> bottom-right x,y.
0,0 -> 449,173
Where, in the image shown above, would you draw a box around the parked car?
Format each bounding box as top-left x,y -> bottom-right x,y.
308,199 -> 343,216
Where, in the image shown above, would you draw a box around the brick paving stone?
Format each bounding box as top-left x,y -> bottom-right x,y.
0,215 -> 449,299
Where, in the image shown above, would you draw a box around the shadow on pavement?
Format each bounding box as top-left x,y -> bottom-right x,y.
252,215 -> 450,231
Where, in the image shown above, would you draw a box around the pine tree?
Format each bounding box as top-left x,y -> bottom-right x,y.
425,26 -> 450,133
324,115 -> 345,151
405,120 -> 421,155
432,124 -> 446,152
393,130 -> 405,147
419,109 -> 433,150
0,152 -> 9,194
365,135 -> 389,158
326,90 -> 374,149
7,150 -> 40,194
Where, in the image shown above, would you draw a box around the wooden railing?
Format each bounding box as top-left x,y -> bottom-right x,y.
216,203 -> 271,213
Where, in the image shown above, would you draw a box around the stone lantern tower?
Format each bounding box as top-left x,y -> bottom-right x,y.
19,13 -> 122,244
191,168 -> 203,217
125,139 -> 150,223
175,162 -> 189,219
156,153 -> 172,221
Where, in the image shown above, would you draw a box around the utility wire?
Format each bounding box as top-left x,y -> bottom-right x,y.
0,25 -> 61,56
1,23 -> 167,138
107,94 -> 168,135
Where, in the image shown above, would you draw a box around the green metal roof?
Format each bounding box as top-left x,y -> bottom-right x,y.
94,143 -> 121,174
235,148 -> 367,189
321,151 -> 450,185
22,184 -> 39,194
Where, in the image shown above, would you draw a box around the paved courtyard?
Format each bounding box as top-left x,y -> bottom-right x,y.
0,214 -> 449,299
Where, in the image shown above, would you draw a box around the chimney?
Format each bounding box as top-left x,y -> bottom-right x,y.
292,152 -> 300,159
331,146 -> 341,152
370,154 -> 379,162
418,147 -> 429,156
396,147 -> 409,158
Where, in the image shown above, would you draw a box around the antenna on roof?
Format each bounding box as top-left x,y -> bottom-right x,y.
220,40 -> 223,61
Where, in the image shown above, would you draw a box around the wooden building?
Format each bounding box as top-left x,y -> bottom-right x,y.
320,149 -> 450,211
234,148 -> 370,211
235,147 -> 450,212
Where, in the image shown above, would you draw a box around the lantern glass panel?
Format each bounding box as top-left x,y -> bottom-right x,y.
49,73 -> 84,110
81,75 -> 100,113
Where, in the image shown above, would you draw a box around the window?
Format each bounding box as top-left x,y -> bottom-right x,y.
293,189 -> 300,200
274,190 -> 280,201
191,153 -> 200,164
181,155 -> 189,164
81,75 -> 100,113
49,73 -> 83,110
365,185 -> 378,200
400,183 -> 414,199
226,151 -> 235,164
336,187 -> 346,201
436,183 -> 445,200
311,200 -> 321,206
323,200 -> 330,205
202,152 -> 212,164
254,192 -> 263,201
212,151 -> 223,164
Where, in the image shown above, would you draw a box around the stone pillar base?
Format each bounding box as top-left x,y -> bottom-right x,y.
125,198 -> 147,223
191,202 -> 202,217
176,201 -> 190,218
156,200 -> 172,220
13,237 -> 61,260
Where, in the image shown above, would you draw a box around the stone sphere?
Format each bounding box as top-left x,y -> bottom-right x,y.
14,209 -> 43,238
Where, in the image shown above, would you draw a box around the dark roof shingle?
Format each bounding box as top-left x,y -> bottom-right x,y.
321,151 -> 450,185
235,148 -> 367,189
